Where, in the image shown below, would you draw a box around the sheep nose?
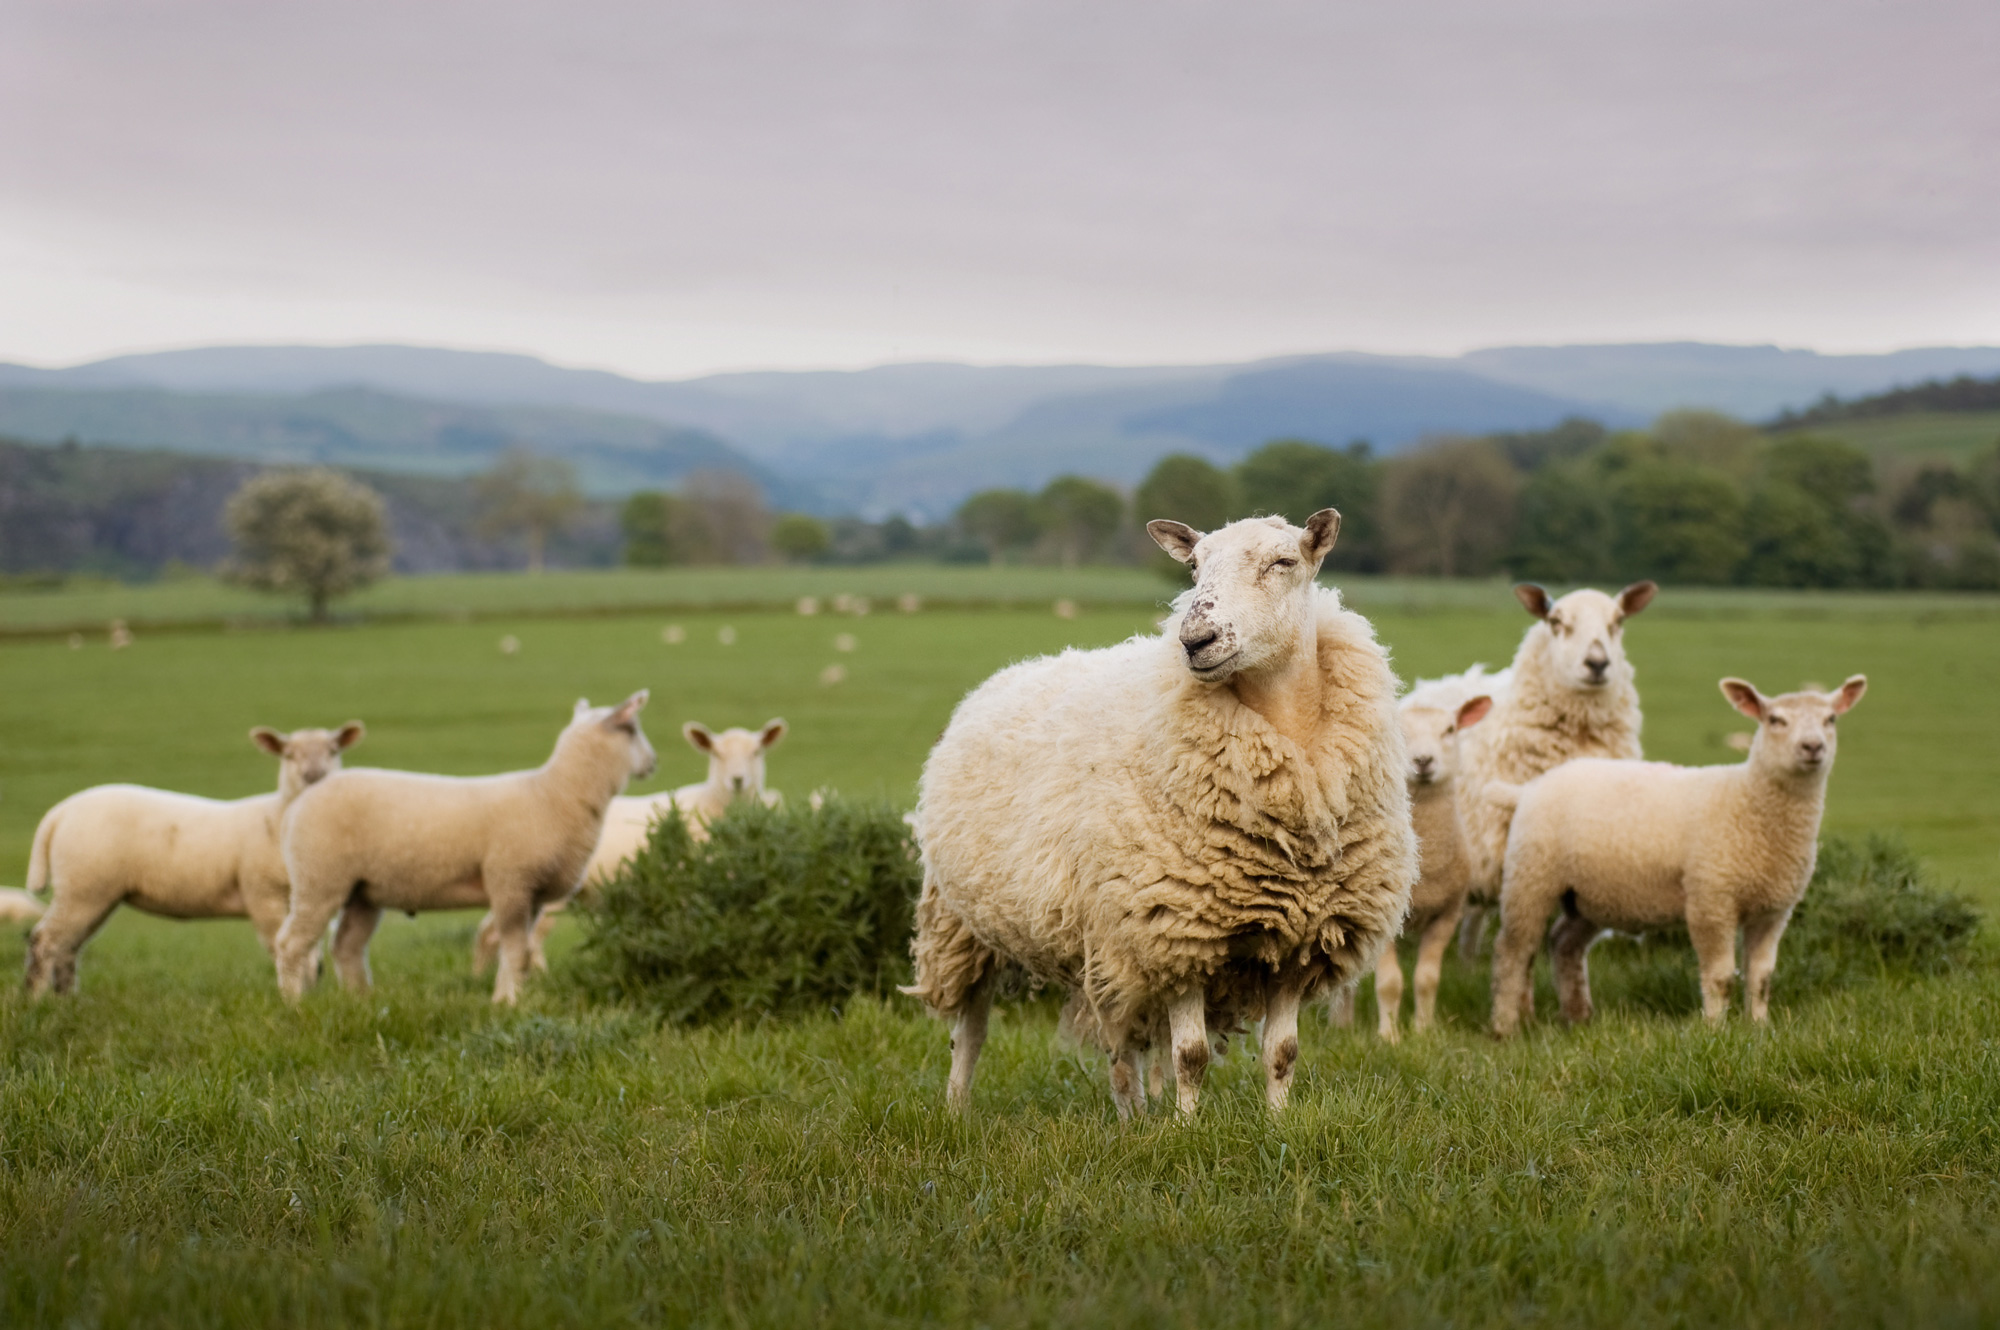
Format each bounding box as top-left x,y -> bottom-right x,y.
1801,740 -> 1825,761
1413,754 -> 1435,774
1181,623 -> 1219,657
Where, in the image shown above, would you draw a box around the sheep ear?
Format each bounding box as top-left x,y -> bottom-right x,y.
574,698 -> 593,718
1618,580 -> 1658,617
1719,677 -> 1767,721
335,721 -> 365,750
1301,508 -> 1341,565
684,722 -> 716,754
1514,584 -> 1552,619
605,690 -> 648,729
1456,695 -> 1493,730
250,727 -> 287,756
1830,674 -> 1868,714
1146,520 -> 1202,564
759,718 -> 788,749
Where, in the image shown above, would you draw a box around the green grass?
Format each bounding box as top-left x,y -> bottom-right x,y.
1782,409 -> 2000,465
3,592 -> 1999,1325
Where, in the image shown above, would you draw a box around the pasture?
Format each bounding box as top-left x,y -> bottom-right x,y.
3,576 -> 2000,1326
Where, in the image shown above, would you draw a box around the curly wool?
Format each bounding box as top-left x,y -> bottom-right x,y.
906,585 -> 1416,1051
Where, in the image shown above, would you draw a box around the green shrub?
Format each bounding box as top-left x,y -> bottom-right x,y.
575,796 -> 921,1024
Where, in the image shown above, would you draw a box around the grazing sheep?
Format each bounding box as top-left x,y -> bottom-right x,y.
1488,675 -> 1868,1036
471,717 -> 787,974
276,693 -> 654,1005
1452,582 -> 1657,953
905,511 -> 1416,1118
22,723 -> 364,996
1331,678 -> 1493,1040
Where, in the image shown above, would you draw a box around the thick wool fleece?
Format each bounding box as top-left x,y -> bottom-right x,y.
1457,644 -> 1642,897
907,585 -> 1415,1051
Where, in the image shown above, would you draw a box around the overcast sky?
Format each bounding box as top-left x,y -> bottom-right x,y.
2,0 -> 1995,378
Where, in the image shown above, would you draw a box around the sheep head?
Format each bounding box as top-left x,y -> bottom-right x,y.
1721,675 -> 1866,778
1513,581 -> 1655,693
253,721 -> 364,800
567,692 -> 658,781
1398,693 -> 1492,788
685,718 -> 786,800
1148,511 -> 1340,683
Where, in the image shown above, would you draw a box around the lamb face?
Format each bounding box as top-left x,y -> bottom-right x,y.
251,722 -> 364,799
1722,675 -> 1867,778
1513,581 -> 1656,693
685,718 -> 786,800
1146,510 -> 1341,683
1399,694 -> 1492,788
570,693 -> 658,780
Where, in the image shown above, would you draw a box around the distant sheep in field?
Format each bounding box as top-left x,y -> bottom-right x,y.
905,511 -> 1417,1118
1489,675 -> 1868,1036
22,723 -> 364,996
1330,675 -> 1493,1040
472,717 -> 787,974
276,693 -> 654,1005
1451,581 -> 1656,951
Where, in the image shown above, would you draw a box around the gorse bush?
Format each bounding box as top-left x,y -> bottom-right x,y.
576,796 -> 921,1024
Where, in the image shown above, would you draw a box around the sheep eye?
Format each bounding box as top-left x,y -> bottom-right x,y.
1768,716 -> 1787,728
1269,558 -> 1297,573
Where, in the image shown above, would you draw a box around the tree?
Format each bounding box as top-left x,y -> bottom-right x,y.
956,488 -> 1039,565
475,448 -> 583,573
680,470 -> 771,564
772,513 -> 832,563
1739,481 -> 1855,587
1509,461 -> 1614,583
224,468 -> 391,621
1611,462 -> 1747,585
1379,438 -> 1519,577
621,491 -> 682,567
1234,439 -> 1381,570
1134,454 -> 1240,533
1760,434 -> 1874,510
1036,475 -> 1125,567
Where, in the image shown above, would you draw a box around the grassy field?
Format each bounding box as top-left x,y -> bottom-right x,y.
3,588 -> 1998,1325
1784,408 -> 2000,465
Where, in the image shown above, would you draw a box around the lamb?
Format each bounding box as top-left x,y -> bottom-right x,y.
471,717 -> 786,974
1488,675 -> 1868,1036
905,511 -> 1417,1118
21,723 -> 364,995
1452,581 -> 1657,951
275,693 -> 654,1005
1330,676 -> 1493,1040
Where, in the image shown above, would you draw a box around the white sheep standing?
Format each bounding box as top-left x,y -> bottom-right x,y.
1452,581 -> 1657,952
275,693 -> 654,1005
1488,675 -> 1868,1036
1330,675 -> 1493,1040
21,723 -> 364,995
905,512 -> 1416,1118
471,717 -> 786,974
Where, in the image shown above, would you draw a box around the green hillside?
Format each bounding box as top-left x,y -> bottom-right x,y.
1780,410 -> 2000,464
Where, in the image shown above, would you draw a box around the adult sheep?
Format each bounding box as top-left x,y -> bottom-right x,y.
1453,581 -> 1657,950
905,512 -> 1416,1118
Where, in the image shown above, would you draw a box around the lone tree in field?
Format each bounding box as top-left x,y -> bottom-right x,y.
956,488 -> 1039,565
224,468 -> 392,622
475,448 -> 584,573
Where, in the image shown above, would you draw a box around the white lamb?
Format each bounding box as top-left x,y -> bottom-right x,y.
1488,675 -> 1868,1036
472,717 -> 787,974
22,723 -> 364,995
1330,675 -> 1493,1040
1452,581 -> 1657,952
275,693 -> 655,1005
905,511 -> 1417,1118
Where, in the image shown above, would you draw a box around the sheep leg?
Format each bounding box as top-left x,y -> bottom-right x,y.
1145,1044 -> 1169,1100
529,903 -> 562,973
1489,897 -> 1550,1038
1263,976 -> 1306,1113
487,891 -> 537,1006
23,893 -> 119,997
1549,912 -> 1603,1025
330,902 -> 382,991
470,911 -> 501,975
1109,1046 -> 1148,1121
1412,899 -> 1465,1034
1688,913 -> 1739,1023
1325,982 -> 1356,1028
1741,907 -> 1793,1024
275,890 -> 346,1003
1456,904 -> 1493,960
945,970 -> 995,1115
1374,944 -> 1405,1043
1168,987 -> 1210,1116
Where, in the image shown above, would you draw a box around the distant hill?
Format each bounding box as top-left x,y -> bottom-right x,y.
1769,373 -> 2000,428
8,340 -> 2000,518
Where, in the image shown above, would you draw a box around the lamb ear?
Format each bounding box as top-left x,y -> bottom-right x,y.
1618,580 -> 1658,617
1301,508 -> 1341,565
1719,677 -> 1767,721
1831,674 -> 1868,714
1514,584 -> 1552,619
684,722 -> 716,754
1456,695 -> 1494,730
574,698 -> 593,718
250,726 -> 287,756
605,690 -> 648,729
335,721 -> 365,750
759,718 -> 788,749
1146,519 -> 1202,564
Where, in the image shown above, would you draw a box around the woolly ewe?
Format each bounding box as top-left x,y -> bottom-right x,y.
23,724 -> 363,995
906,512 -> 1416,1117
1489,675 -> 1868,1036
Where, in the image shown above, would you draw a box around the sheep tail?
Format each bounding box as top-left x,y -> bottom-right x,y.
25,806 -> 58,895
1482,781 -> 1523,811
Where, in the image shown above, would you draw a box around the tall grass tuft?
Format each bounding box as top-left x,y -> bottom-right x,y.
574,795 -> 921,1024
